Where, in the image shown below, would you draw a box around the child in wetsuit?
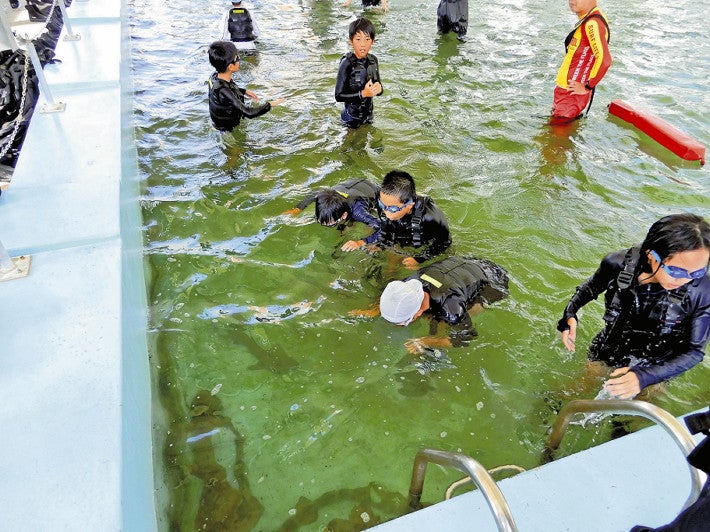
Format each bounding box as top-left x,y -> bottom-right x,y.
334,18 -> 383,129
207,41 -> 283,132
343,170 -> 452,266
284,178 -> 381,247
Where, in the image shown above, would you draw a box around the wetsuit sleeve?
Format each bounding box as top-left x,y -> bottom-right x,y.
583,18 -> 612,89
335,58 -> 362,103
631,288 -> 710,389
412,209 -> 452,263
222,86 -> 272,119
372,57 -> 383,95
296,191 -> 319,211
251,16 -> 261,39
556,252 -> 618,331
439,297 -> 477,347
350,199 -> 381,243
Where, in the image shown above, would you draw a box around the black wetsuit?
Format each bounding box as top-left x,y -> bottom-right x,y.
407,256 -> 509,345
372,195 -> 451,263
296,178 -> 380,230
226,7 -> 256,42
207,73 -> 271,132
334,52 -> 382,128
437,0 -> 468,37
558,247 -> 710,390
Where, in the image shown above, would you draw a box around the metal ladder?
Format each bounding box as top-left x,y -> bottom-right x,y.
545,399 -> 706,510
406,399 -> 706,531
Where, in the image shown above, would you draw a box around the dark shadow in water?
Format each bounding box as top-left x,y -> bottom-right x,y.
164,390 -> 265,530
276,481 -> 407,531
236,327 -> 300,372
532,118 -> 580,174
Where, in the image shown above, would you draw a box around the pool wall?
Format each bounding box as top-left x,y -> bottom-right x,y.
0,0 -> 156,529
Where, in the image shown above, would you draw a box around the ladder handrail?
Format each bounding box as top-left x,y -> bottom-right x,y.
407,448 -> 518,532
545,399 -> 706,510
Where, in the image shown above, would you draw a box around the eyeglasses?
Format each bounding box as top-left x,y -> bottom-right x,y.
378,198 -> 413,214
650,250 -> 708,280
231,56 -> 240,64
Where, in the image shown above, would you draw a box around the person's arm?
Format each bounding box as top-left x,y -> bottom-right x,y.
220,12 -> 230,40
627,292 -> 710,390
221,86 -> 272,119
557,253 -> 618,332
371,57 -> 383,96
342,199 -> 380,251
295,191 -> 319,212
251,15 -> 260,39
335,58 -> 364,103
582,17 -> 612,89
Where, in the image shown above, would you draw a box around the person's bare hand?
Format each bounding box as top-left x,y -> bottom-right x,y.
402,257 -> 419,269
567,80 -> 590,95
604,367 -> 640,399
561,317 -> 577,352
341,239 -> 365,252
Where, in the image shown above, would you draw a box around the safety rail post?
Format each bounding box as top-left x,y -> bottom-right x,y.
15,35 -> 66,113
407,448 -> 517,532
57,0 -> 80,41
545,399 -> 706,510
0,240 -> 31,281
0,9 -> 19,51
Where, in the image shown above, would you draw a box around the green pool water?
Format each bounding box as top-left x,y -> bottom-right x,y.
131,0 -> 709,529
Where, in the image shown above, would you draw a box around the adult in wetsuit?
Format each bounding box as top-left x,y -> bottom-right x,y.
551,0 -> 611,125
343,170 -> 451,265
558,214 -> 710,399
437,0 -> 468,40
335,18 -> 383,129
379,256 -> 509,352
221,0 -> 259,43
288,178 -> 380,234
207,41 -> 281,132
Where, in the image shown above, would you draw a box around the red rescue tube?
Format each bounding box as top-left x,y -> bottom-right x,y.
608,100 -> 705,165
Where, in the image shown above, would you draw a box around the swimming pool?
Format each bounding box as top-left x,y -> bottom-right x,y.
132,0 -> 710,528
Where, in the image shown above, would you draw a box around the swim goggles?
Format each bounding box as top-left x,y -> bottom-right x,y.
650,250 -> 708,280
378,198 -> 413,214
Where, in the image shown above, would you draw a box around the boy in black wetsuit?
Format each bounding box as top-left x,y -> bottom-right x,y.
378,256 -> 509,352
334,18 -> 383,128
207,41 -> 283,132
343,170 -> 451,266
284,178 -> 380,243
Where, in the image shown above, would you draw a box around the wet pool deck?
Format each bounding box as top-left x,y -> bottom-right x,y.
0,1 -> 707,531
0,0 -> 154,530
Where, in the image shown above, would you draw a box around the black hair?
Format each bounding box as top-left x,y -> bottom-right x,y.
380,170 -> 416,203
348,18 -> 376,41
315,189 -> 349,226
640,213 -> 710,270
208,41 -> 239,74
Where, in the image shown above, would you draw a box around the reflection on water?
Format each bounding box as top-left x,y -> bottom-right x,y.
132,0 -> 710,529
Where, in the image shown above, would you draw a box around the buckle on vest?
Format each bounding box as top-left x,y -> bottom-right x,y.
616,269 -> 634,289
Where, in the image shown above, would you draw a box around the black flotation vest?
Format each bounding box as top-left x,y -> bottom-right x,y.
603,247 -> 689,343
227,7 -> 256,42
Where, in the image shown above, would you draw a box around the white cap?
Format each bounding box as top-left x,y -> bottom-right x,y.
379,279 -> 424,325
